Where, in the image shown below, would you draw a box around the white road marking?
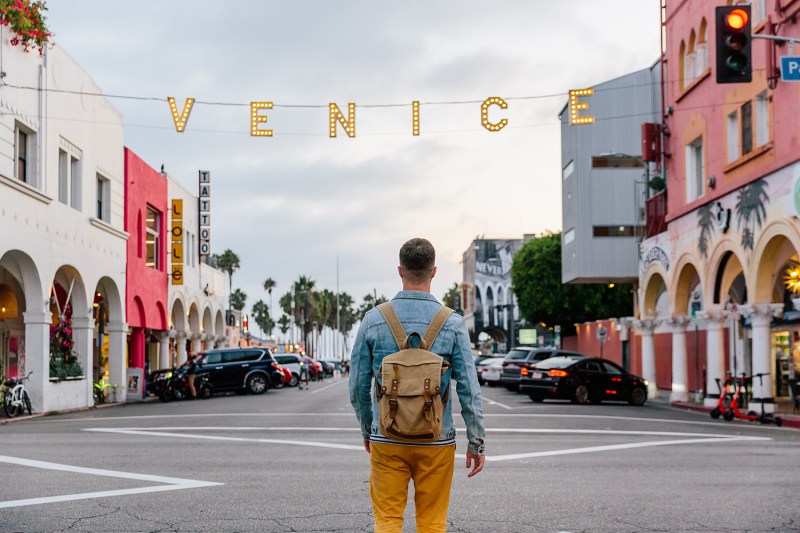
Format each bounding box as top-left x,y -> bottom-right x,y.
0,455 -> 222,509
58,411 -> 777,431
482,397 -> 513,410
84,426 -> 770,462
310,378 -> 348,394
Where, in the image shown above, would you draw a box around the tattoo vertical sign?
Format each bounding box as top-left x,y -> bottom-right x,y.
199,171 -> 211,259
171,199 -> 184,286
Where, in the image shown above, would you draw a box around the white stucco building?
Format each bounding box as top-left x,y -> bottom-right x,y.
0,41 -> 128,410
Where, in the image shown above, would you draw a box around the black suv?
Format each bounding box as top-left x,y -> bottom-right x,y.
500,347 -> 585,391
196,347 -> 283,395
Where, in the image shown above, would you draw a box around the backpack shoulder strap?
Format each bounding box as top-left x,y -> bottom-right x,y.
377,302 -> 407,350
423,306 -> 454,348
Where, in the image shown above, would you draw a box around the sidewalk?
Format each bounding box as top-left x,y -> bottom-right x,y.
0,396 -> 158,426
669,397 -> 800,429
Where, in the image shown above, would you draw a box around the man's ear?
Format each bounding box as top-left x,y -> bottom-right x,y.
398,266 -> 404,280
430,266 -> 437,280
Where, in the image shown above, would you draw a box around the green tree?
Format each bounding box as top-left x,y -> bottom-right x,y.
263,277 -> 277,330
230,288 -> 247,312
359,292 -> 388,320
251,299 -> 274,338
278,314 -> 291,336
442,283 -> 460,309
215,249 -> 241,311
510,232 -> 633,335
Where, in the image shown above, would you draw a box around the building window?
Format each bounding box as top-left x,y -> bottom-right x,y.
741,101 -> 753,156
562,160 -> 574,180
16,128 -> 28,183
592,226 -> 644,238
563,228 -> 575,244
57,148 -> 82,210
185,230 -> 193,267
96,173 -> 110,222
727,111 -> 739,163
145,206 -> 162,270
685,137 -> 704,202
755,91 -> 768,147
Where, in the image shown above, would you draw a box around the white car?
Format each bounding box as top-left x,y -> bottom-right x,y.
274,354 -> 302,387
477,357 -> 504,387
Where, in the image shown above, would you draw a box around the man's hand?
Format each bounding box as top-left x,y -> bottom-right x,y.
363,439 -> 371,454
466,453 -> 484,477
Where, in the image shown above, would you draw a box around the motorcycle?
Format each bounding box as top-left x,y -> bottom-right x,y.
158,368 -> 213,402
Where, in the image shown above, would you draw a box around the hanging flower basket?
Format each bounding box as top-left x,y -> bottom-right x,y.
49,315 -> 83,381
0,0 -> 52,54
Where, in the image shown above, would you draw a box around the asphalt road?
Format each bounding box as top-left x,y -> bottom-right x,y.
2,376 -> 800,532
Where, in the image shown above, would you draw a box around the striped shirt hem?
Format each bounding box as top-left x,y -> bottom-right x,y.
369,433 -> 456,447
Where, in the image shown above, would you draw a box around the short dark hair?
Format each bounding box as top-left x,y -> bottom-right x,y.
399,238 -> 435,281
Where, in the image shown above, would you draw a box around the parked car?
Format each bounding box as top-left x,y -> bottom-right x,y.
317,359 -> 336,377
274,354 -> 302,387
500,347 -> 584,391
195,347 -> 284,395
477,357 -> 504,387
519,356 -> 648,405
474,354 -> 501,368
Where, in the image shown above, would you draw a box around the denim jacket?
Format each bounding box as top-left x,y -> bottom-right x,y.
349,290 -> 486,455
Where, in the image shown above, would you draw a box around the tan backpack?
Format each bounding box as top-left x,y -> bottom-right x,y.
375,303 -> 454,443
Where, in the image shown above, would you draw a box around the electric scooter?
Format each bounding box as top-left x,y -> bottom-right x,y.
723,373 -> 782,426
710,372 -> 734,419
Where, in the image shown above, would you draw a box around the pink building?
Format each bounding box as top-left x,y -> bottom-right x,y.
124,148 -> 168,381
637,0 -> 800,410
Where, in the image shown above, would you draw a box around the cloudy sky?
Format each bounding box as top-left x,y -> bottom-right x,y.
47,1 -> 661,315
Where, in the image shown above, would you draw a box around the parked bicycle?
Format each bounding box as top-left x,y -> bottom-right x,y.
3,371 -> 33,418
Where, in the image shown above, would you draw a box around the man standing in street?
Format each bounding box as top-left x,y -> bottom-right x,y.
349,238 -> 486,533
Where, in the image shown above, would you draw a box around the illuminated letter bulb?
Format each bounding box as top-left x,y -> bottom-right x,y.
250,102 -> 274,137
167,97 -> 196,133
568,88 -> 594,125
481,97 -> 508,132
329,103 -> 356,138
412,101 -> 420,136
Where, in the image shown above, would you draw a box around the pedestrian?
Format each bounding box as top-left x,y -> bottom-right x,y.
185,353 -> 198,399
349,238 -> 485,533
298,352 -> 312,390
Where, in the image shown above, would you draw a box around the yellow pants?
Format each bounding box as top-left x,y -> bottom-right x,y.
369,442 -> 456,533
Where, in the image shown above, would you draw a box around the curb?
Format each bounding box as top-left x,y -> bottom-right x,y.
670,401 -> 800,429
0,396 -> 159,425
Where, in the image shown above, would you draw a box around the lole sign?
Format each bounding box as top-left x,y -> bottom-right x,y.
781,56 -> 800,81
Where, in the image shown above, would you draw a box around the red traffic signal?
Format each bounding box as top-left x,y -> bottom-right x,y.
716,5 -> 752,84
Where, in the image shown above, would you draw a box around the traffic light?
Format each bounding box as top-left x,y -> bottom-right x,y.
715,5 -> 752,84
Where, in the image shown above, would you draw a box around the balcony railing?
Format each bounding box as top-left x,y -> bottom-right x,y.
646,191 -> 667,237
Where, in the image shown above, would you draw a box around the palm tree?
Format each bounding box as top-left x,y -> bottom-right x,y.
263,278 -> 277,331
215,249 -> 241,311
442,283 -> 460,309
359,292 -> 387,320
230,288 -> 247,312
278,315 -> 290,336
252,300 -> 271,338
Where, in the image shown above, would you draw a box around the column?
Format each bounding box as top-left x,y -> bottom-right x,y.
191,332 -> 202,355
701,309 -> 727,407
107,320 -> 128,403
742,303 -> 783,413
72,315 -> 95,408
215,335 -> 225,348
176,331 -> 188,364
634,318 -> 658,398
158,331 -> 170,370
668,316 -> 690,403
23,310 -> 52,413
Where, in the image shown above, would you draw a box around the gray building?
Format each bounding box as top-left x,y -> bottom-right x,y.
560,62 -> 661,284
461,238 -> 524,353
